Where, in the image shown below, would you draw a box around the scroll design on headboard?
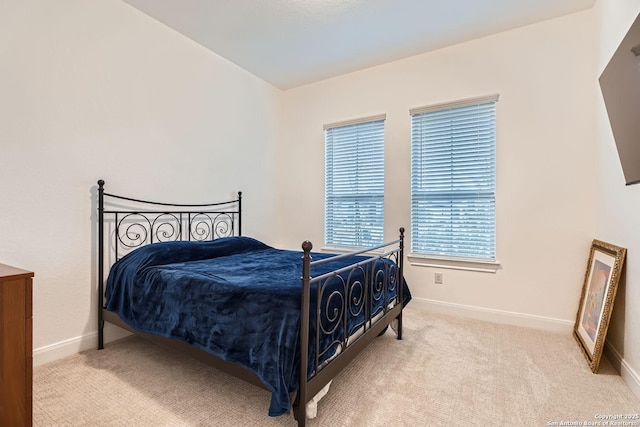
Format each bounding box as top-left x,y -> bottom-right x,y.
190,212 -> 236,241
113,211 -> 236,253
98,180 -> 242,261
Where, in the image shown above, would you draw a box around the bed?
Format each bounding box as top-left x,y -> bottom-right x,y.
96,180 -> 411,426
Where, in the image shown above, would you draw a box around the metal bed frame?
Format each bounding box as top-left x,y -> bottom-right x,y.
96,179 -> 406,426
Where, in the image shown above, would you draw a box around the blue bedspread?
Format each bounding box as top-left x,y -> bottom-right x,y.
105,236 -> 410,416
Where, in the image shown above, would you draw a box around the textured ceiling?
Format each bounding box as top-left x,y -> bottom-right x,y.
122,0 -> 596,89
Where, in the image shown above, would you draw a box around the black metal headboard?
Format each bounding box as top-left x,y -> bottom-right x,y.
96,179 -> 242,347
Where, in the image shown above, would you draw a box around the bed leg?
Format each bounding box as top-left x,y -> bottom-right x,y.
292,397 -> 307,426
396,312 -> 403,340
98,317 -> 104,350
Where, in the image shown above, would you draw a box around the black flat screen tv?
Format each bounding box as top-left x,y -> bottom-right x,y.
599,11 -> 640,186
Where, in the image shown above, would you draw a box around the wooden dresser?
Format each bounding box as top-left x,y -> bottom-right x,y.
0,264 -> 33,427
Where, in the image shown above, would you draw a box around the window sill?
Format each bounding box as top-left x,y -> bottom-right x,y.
322,245 -> 384,255
408,254 -> 501,273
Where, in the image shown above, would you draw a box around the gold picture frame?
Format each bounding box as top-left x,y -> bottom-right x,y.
574,239 -> 626,373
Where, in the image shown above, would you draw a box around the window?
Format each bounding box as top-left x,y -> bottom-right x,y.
324,115 -> 385,248
410,95 -> 497,262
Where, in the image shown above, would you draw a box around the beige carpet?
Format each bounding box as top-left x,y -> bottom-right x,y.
34,308 -> 640,426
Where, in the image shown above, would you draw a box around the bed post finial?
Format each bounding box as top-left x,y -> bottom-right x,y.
98,179 -> 104,188
302,240 -> 312,253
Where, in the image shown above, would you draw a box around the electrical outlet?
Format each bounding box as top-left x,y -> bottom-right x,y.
434,272 -> 443,285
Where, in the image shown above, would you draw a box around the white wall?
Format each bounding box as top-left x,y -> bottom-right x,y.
0,0 -> 282,364
594,0 -> 640,400
277,11 -> 598,329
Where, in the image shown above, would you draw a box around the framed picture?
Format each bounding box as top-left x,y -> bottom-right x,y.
574,239 -> 626,373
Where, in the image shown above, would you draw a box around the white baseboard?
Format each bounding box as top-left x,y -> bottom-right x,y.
33,325 -> 131,367
604,342 -> 640,403
408,297 -> 574,333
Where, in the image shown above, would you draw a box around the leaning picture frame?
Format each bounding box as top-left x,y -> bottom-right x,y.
574,239 -> 626,373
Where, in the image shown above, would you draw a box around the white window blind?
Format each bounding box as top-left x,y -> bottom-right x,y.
410,96 -> 497,260
325,117 -> 385,248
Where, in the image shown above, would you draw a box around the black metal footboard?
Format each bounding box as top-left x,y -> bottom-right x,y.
295,229 -> 405,426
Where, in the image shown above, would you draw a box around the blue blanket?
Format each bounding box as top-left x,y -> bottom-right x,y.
105,236 -> 410,416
